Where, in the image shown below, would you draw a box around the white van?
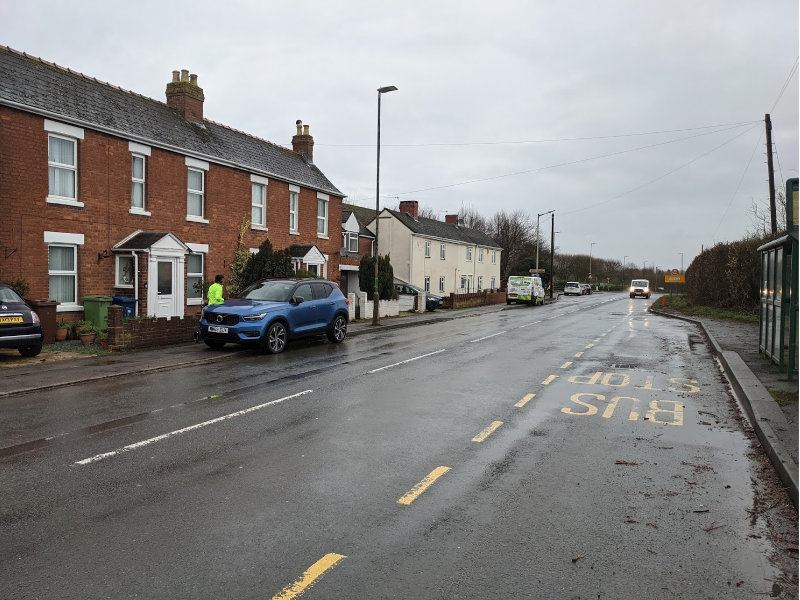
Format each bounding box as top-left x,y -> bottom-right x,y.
630,279 -> 650,298
506,276 -> 545,306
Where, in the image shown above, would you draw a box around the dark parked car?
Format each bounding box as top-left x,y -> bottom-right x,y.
0,284 -> 44,357
200,279 -> 349,354
394,282 -> 443,311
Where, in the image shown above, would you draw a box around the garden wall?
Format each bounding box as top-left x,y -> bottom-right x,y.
107,305 -> 197,350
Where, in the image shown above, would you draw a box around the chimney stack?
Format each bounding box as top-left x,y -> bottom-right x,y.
399,200 -> 419,220
292,120 -> 314,163
166,68 -> 205,122
445,214 -> 459,225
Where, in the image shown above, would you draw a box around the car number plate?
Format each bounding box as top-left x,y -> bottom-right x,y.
208,325 -> 228,334
0,316 -> 23,324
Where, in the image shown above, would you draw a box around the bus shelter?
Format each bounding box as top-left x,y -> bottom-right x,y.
758,178 -> 798,380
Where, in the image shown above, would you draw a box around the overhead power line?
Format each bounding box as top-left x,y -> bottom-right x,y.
317,121 -> 759,147
770,57 -> 799,113
395,122 -> 754,196
559,123 -> 761,218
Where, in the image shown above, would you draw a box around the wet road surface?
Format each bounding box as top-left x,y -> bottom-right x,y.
1,295 -> 797,599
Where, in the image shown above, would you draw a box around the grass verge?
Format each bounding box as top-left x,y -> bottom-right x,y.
656,294 -> 758,323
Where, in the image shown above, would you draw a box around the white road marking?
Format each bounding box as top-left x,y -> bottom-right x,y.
368,349 -> 447,373
75,390 -> 313,465
469,331 -> 506,343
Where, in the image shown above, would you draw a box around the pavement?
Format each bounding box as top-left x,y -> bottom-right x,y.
1,294 -> 796,508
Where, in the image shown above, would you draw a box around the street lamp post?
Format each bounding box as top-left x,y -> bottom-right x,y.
373,85 -> 397,326
536,210 -> 554,271
622,255 -> 628,286
589,242 -> 597,281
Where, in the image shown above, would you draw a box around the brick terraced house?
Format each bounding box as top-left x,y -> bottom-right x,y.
0,46 -> 344,323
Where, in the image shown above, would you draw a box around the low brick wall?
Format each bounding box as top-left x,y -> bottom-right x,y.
445,290 -> 505,309
107,305 -> 199,350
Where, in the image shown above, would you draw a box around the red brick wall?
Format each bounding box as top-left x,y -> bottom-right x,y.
445,290 -> 505,309
107,304 -> 197,349
0,106 -> 343,308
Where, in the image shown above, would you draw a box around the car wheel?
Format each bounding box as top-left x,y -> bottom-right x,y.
327,314 -> 347,343
18,344 -> 42,358
204,339 -> 225,350
263,321 -> 287,354
630,294 -> 634,298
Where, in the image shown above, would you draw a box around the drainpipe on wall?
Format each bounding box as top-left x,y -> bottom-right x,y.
408,234 -> 414,289
131,251 -> 139,316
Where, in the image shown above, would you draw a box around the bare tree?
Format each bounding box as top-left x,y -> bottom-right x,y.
415,205 -> 440,220
457,203 -> 490,233
488,209 -> 534,281
749,190 -> 787,237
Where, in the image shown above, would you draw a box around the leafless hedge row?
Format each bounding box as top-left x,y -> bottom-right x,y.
684,234 -> 770,313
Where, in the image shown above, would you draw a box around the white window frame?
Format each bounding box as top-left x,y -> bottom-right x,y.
440,244 -> 446,260
186,250 -> 205,306
425,241 -> 431,258
186,157 -> 209,223
129,142 -> 151,216
115,255 -> 134,288
289,185 -> 300,234
424,276 -> 430,292
346,232 -> 358,252
131,154 -> 146,211
478,248 -> 484,263
251,174 -> 268,230
187,168 -> 205,220
439,276 -> 445,293
491,277 -> 496,289
477,276 -> 483,291
317,193 -> 329,238
44,231 -> 84,311
47,135 -> 79,205
466,246 -> 473,261
492,249 -> 497,264
45,120 -> 84,207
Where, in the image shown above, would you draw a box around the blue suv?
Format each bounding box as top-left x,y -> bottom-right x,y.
200,279 -> 349,354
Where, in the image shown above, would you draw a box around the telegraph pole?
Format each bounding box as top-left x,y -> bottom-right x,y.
765,114 -> 777,234
549,213 -> 555,299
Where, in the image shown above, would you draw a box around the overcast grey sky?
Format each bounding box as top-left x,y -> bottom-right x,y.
2,0 -> 797,273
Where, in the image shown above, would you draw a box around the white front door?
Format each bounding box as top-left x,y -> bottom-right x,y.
156,259 -> 175,318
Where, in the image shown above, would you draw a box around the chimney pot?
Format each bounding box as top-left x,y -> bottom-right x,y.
291,120 -> 314,162
166,69 -> 205,122
399,200 -> 419,220
445,214 -> 458,225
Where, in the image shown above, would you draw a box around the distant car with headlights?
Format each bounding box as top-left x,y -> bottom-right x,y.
564,282 -> 582,296
200,279 -> 349,354
0,284 -> 44,357
394,282 -> 443,311
629,279 -> 651,299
